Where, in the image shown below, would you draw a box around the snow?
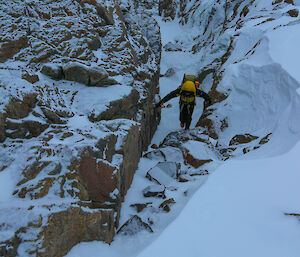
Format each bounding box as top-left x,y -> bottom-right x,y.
268,23 -> 300,84
0,169 -> 14,202
137,141 -> 300,257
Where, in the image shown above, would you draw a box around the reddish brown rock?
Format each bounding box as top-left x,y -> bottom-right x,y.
0,36 -> 28,62
183,151 -> 212,169
287,9 -> 299,17
5,97 -> 30,119
79,148 -> 120,203
229,133 -> 259,146
130,202 -> 152,213
0,113 -> 6,143
38,207 -> 115,257
22,72 -> 40,84
285,0 -> 294,4
159,198 -> 176,212
196,116 -> 218,140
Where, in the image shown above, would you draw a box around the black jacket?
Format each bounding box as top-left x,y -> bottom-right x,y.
158,87 -> 211,106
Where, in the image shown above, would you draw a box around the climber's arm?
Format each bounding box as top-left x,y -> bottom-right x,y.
156,88 -> 180,107
196,88 -> 211,104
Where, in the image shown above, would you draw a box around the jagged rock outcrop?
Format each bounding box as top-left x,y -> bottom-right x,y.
0,0 -> 161,255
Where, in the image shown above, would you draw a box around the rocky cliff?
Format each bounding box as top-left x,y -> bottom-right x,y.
0,0 -> 161,256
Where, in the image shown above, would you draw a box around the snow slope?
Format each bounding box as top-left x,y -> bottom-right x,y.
137,140 -> 300,257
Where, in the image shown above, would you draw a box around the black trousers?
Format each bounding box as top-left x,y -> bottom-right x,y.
179,102 -> 195,129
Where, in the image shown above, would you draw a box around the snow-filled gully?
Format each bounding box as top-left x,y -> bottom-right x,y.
66,1 -> 300,256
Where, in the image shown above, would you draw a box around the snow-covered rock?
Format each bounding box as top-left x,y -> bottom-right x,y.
0,0 -> 162,256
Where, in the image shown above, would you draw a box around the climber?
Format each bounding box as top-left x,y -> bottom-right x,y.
155,74 -> 211,130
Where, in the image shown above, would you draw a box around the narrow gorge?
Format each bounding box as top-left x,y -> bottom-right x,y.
1,0 -> 300,256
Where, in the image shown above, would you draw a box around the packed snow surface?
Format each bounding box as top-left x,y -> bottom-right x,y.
137,141 -> 300,257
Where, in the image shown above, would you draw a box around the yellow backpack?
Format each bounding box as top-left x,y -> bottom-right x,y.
179,81 -> 196,103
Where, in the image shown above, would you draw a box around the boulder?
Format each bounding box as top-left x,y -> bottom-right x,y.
259,133 -> 272,145
96,4 -> 114,25
196,116 -> 218,140
287,9 -> 299,17
143,185 -> 166,198
19,161 -> 51,186
22,72 -> 40,84
146,162 -> 180,186
130,202 -> 152,213
159,198 -> 175,212
178,174 -> 190,182
117,215 -> 153,236
24,121 -> 49,137
41,64 -> 64,80
143,149 -> 167,162
39,207 -> 115,257
183,152 -> 213,169
5,97 -> 30,119
31,48 -> 58,63
87,37 -> 102,50
41,107 -> 65,124
285,0 -> 294,4
5,120 -> 48,140
63,63 -> 116,87
272,0 -> 283,4
229,133 -> 259,146
64,62 -> 90,85
89,66 -> 109,86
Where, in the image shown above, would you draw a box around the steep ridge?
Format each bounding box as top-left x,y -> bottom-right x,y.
66,0 -> 300,256
0,0 -> 162,256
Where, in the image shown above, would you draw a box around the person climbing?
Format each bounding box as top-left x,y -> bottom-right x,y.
155,74 -> 211,130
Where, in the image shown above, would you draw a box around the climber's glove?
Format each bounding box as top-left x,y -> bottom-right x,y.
155,102 -> 164,108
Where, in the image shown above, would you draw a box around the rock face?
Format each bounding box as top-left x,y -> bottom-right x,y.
39,208 -> 115,257
78,148 -> 121,205
0,113 -> 6,143
0,0 -> 161,256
